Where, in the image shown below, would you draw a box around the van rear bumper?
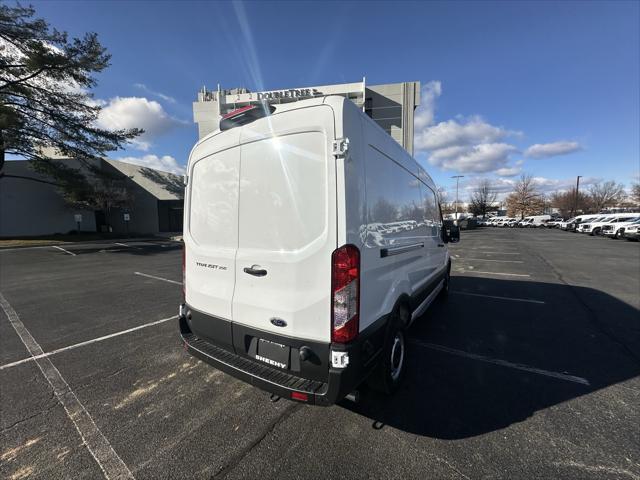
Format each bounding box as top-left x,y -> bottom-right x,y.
178,312 -> 373,406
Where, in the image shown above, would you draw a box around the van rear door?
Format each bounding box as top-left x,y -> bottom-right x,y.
232,106 -> 337,348
185,129 -> 242,351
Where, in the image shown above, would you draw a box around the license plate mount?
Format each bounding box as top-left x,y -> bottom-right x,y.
256,338 -> 290,369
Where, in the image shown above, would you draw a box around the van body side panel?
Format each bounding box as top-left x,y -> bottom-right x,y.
232,106 -> 336,344
360,116 -> 444,329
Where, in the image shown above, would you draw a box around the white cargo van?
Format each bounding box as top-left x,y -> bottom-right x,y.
179,96 -> 459,405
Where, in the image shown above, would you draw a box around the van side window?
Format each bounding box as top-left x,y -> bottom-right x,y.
365,147 -> 426,246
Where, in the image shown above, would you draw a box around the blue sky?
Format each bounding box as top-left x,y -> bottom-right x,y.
30,0 -> 639,200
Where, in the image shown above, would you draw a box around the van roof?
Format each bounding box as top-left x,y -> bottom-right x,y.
189,95 -> 436,191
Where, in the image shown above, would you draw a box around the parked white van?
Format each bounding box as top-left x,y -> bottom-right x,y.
527,215 -> 551,227
179,96 -> 459,405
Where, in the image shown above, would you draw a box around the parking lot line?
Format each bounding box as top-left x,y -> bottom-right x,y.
114,242 -> 140,249
458,258 -> 524,263
451,291 -> 545,304
134,271 -> 182,285
410,339 -> 590,386
0,292 -> 135,480
51,245 -> 76,256
463,271 -> 531,277
0,315 -> 177,371
461,251 -> 522,255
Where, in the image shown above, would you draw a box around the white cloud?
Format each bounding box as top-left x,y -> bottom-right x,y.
416,115 -> 515,152
414,81 -> 442,130
414,102 -> 521,173
96,97 -> 183,151
133,83 -> 177,104
116,155 -> 185,175
427,143 -> 518,174
524,141 -> 582,159
495,166 -> 522,177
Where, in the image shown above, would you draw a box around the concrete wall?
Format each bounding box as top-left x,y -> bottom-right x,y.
0,160 -> 173,237
100,161 -> 160,235
0,161 -> 97,237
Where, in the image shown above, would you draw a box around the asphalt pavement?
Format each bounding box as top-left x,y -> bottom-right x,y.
0,231 -> 638,479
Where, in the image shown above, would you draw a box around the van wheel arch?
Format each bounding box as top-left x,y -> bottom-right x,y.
392,295 -> 412,329
368,300 -> 409,394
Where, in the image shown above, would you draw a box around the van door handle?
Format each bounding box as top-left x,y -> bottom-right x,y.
243,265 -> 267,277
437,243 -> 445,247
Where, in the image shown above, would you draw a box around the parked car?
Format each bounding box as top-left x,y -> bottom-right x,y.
559,218 -> 576,230
572,214 -> 609,233
517,217 -> 533,228
579,214 -> 640,235
179,96 -> 460,406
546,219 -> 564,228
602,217 -> 640,239
622,222 -> 640,241
506,218 -> 519,227
488,217 -> 508,227
494,217 -> 515,227
576,216 -> 613,234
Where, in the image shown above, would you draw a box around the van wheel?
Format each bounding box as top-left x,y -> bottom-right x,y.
369,314 -> 407,395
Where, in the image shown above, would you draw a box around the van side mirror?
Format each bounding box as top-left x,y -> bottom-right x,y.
448,225 -> 460,243
442,221 -> 460,243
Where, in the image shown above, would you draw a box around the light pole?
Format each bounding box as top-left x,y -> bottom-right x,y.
573,175 -> 582,216
451,175 -> 464,220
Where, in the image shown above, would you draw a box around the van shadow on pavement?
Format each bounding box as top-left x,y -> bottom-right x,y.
342,276 -> 640,439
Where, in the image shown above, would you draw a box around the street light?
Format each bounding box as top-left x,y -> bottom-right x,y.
573,175 -> 583,216
451,175 -> 464,220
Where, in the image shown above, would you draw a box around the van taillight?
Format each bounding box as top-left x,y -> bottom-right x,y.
331,244 -> 360,343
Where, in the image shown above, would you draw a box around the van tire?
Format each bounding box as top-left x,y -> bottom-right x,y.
368,312 -> 407,395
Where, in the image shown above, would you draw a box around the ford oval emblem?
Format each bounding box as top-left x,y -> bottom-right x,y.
270,318 -> 287,328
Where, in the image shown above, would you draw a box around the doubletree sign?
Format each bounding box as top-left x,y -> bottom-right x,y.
256,88 -> 322,101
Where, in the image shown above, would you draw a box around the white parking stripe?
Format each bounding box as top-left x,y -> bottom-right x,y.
451,291 -> 545,304
134,271 -> 182,285
463,251 -> 521,255
0,292 -> 135,480
114,242 -> 138,249
0,315 -> 177,371
458,258 -> 524,263
463,271 -> 530,277
410,339 -> 590,385
51,245 -> 76,256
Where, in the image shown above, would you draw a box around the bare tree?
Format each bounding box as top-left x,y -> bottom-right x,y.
550,188 -> 592,217
588,181 -> 626,211
468,179 -> 497,217
631,183 -> 640,205
505,174 -> 544,218
371,198 -> 397,223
